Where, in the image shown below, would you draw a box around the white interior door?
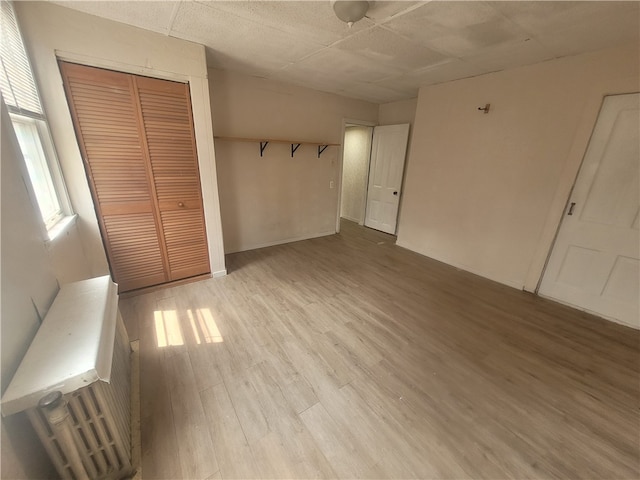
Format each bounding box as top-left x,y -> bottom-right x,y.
364,124 -> 410,234
539,93 -> 639,328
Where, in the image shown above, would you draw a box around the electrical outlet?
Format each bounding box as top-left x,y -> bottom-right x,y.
330,181 -> 335,189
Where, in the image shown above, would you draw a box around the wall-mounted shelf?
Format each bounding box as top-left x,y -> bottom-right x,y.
214,136 -> 340,158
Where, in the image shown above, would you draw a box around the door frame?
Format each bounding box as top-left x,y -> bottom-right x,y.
363,123 -> 410,236
336,118 -> 377,233
535,91 -> 640,329
536,91 -> 640,298
534,98 -> 608,294
519,77 -> 639,293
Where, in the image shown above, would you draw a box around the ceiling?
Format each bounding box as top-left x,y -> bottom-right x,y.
51,1 -> 640,104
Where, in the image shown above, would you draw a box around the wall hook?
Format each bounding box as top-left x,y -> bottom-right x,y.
478,103 -> 490,114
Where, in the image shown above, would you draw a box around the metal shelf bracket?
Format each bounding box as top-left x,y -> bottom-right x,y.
291,143 -> 301,158
259,141 -> 269,157
318,145 -> 328,158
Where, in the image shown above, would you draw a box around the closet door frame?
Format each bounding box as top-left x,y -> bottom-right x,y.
58,58 -> 215,290
54,52 -> 225,279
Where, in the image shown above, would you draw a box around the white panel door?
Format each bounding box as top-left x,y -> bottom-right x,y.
539,93 -> 639,328
364,124 -> 410,234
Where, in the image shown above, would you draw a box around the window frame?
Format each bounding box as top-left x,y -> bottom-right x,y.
9,113 -> 68,229
1,0 -> 73,237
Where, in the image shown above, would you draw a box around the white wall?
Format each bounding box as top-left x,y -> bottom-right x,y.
210,69 -> 378,253
16,1 -> 226,277
46,222 -> 92,284
398,43 -> 639,290
341,126 -> 372,223
1,100 -> 56,479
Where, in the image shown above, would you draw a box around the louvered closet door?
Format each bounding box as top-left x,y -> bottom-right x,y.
60,62 -> 168,291
60,62 -> 210,292
135,76 -> 210,280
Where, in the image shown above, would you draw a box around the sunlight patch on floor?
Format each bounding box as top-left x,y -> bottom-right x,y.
154,310 -> 184,347
188,308 -> 224,344
153,308 -> 224,347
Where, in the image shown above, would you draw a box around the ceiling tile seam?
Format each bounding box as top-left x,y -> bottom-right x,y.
315,21 -> 382,50
180,1 -> 328,51
165,0 -> 182,36
525,35 -> 582,60
191,0 -> 350,49
272,20 -> 385,71
368,1 -> 430,27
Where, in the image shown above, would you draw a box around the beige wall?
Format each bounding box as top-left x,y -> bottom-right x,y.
341,126 -> 373,223
16,1 -> 227,277
210,69 -> 378,253
1,101 -> 56,478
398,43 -> 640,290
378,98 -> 418,126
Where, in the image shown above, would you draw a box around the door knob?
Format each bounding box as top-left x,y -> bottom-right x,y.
393,191 -> 398,196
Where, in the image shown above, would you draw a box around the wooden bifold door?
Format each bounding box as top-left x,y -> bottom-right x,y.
60,61 -> 210,292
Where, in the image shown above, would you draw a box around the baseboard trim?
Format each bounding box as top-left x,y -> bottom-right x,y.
538,292 -> 639,330
119,273 -> 212,298
228,230 -> 336,254
340,215 -> 361,223
395,239 -> 523,290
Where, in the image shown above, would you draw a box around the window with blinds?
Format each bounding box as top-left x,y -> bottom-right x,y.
0,0 -> 68,231
0,1 -> 42,117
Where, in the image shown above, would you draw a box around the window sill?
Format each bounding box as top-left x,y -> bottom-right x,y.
46,214 -> 78,244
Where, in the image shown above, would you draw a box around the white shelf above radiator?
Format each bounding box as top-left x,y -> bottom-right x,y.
1,275 -> 119,416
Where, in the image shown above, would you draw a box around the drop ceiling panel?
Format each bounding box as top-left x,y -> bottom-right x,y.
171,2 -> 324,69
492,1 -> 640,57
383,2 -> 503,41
269,63 -> 353,94
54,0 -> 179,34
462,38 -> 555,73
336,26 -> 450,71
491,1 -> 638,36
287,47 -> 401,84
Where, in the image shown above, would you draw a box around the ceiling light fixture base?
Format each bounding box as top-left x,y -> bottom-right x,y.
332,1 -> 370,27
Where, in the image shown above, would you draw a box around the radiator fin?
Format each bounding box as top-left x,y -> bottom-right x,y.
26,314 -> 132,480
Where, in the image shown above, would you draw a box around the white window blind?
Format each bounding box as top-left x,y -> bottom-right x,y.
1,0 -> 70,232
0,0 -> 43,117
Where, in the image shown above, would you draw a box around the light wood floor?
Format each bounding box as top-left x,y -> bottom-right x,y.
120,219 -> 639,479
